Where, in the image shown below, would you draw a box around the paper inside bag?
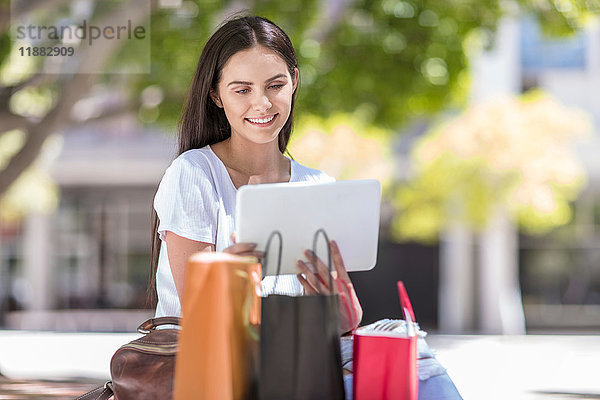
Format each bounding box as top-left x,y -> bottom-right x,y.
355,319 -> 420,338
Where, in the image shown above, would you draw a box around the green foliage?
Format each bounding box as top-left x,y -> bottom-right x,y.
0,130 -> 60,223
119,0 -> 596,132
3,0 -> 594,131
116,2 -> 223,129
516,0 -> 599,36
0,32 -> 10,67
306,0 -> 498,129
288,111 -> 394,187
392,92 -> 591,242
391,151 -> 519,242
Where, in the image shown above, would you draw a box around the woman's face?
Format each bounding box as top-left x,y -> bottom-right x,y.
212,45 -> 298,147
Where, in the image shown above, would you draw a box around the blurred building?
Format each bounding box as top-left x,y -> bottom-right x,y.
517,18 -> 600,332
0,113 -> 175,330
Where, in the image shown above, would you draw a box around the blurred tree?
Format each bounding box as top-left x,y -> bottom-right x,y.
0,0 -> 158,221
134,0 -> 598,129
288,112 -> 394,186
0,0 -> 597,213
392,91 -> 592,242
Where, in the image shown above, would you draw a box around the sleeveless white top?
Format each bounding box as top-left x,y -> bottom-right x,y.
153,145 -> 335,318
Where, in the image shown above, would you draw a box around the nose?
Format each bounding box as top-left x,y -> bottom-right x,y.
252,92 -> 272,112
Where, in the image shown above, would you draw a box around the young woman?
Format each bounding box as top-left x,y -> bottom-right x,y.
149,15 -> 363,335
149,14 -> 463,400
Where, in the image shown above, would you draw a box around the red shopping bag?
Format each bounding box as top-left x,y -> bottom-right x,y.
353,281 -> 418,400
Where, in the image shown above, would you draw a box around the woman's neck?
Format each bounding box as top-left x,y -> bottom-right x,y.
212,137 -> 290,186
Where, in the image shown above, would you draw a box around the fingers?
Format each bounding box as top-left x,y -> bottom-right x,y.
223,242 -> 256,253
330,240 -> 350,282
296,273 -> 318,295
296,260 -> 330,294
297,241 -> 348,295
304,249 -> 336,291
295,240 -> 362,332
242,251 -> 265,259
336,279 -> 360,330
223,242 -> 263,259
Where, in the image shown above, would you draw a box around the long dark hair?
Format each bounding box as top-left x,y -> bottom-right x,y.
147,15 -> 299,305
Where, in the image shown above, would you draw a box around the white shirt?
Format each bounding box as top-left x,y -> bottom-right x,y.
153,145 -> 335,318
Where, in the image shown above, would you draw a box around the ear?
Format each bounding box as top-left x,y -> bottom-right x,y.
210,89 -> 223,108
292,67 -> 299,93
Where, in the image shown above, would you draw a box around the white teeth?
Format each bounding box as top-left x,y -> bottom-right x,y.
247,114 -> 275,124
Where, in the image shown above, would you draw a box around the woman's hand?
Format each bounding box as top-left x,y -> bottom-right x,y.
296,240 -> 363,334
223,233 -> 264,259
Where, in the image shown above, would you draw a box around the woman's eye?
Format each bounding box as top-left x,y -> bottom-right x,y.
269,84 -> 284,90
236,89 -> 249,94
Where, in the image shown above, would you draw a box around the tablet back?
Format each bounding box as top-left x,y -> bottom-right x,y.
236,179 -> 381,276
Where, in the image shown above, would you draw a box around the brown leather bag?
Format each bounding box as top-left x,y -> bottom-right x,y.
76,316 -> 180,400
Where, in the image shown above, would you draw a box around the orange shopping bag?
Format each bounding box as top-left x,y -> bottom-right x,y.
173,252 -> 261,400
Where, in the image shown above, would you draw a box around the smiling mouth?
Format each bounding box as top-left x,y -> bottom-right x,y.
245,113 -> 278,126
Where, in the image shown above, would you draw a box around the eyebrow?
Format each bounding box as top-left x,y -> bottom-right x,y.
227,73 -> 288,87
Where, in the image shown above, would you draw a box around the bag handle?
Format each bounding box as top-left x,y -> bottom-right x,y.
397,281 -> 415,322
262,230 -> 283,295
232,267 -> 261,341
311,228 -> 334,293
397,281 -> 417,336
137,316 -> 181,334
262,229 -> 334,294
75,381 -> 113,400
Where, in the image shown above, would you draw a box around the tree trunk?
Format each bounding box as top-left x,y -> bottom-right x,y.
439,221 -> 475,333
478,206 -> 526,334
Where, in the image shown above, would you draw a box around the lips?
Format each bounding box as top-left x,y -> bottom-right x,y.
245,113 -> 278,126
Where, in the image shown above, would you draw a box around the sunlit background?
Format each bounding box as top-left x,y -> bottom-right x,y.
1,0 -> 600,333
1,0 -> 600,397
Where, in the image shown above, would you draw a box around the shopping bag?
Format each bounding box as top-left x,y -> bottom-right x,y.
353,281 -> 418,400
259,229 -> 345,400
173,252 -> 261,400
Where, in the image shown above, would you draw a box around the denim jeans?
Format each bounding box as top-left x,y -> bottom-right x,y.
343,372 -> 462,400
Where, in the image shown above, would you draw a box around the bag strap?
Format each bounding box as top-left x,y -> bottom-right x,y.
397,281 -> 417,336
262,230 -> 283,295
311,228 -> 334,292
137,316 -> 181,334
262,229 -> 334,294
397,280 -> 416,320
75,381 -> 113,400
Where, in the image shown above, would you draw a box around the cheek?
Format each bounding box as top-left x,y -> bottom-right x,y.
273,89 -> 293,109
222,96 -> 248,118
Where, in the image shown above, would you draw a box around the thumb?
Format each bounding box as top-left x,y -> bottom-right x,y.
230,232 -> 237,244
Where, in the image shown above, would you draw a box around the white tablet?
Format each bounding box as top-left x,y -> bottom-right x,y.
235,179 -> 381,276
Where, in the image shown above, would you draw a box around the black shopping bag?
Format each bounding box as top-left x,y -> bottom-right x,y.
259,229 -> 345,400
